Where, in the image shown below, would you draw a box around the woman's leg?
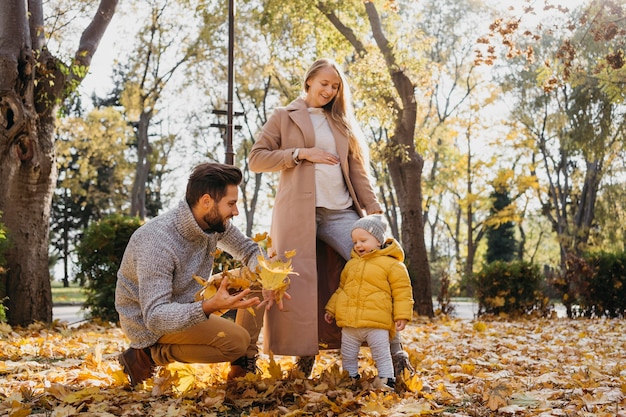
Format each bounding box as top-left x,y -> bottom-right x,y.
151,316 -> 250,365
316,207 -> 360,261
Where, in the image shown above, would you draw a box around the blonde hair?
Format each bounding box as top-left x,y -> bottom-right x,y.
303,58 -> 366,162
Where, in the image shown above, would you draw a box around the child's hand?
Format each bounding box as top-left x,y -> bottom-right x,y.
395,319 -> 408,331
324,312 -> 334,324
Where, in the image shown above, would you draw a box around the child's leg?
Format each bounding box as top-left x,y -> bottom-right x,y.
340,327 -> 363,377
365,329 -> 394,379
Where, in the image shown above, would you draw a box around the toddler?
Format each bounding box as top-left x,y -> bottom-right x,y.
324,215 -> 414,389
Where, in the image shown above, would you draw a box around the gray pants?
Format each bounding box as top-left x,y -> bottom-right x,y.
315,207 -> 359,260
341,327 -> 394,379
315,207 -> 404,355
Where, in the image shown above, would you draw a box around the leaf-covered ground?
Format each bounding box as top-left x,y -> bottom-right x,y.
1,316 -> 625,416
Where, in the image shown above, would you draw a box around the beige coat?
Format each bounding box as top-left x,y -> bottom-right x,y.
249,97 -> 382,356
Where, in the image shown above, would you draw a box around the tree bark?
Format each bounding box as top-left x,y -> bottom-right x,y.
130,111 -> 153,219
0,0 -> 118,326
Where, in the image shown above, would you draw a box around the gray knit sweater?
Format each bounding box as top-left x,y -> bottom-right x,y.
115,200 -> 261,349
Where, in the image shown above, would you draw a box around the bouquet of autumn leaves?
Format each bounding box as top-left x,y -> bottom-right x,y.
193,232 -> 297,315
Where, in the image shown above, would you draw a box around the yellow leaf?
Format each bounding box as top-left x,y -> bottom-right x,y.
402,371 -> 425,393
63,387 -> 104,404
163,363 -> 196,395
484,381 -> 513,411
473,321 -> 488,332
360,392 -> 389,414
256,251 -> 298,304
267,352 -> 283,379
51,404 -> 77,416
193,269 -> 260,315
252,232 -> 268,242
9,400 -> 31,417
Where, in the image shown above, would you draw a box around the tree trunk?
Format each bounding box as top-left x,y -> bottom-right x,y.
130,111 -> 152,219
0,0 -> 118,326
388,151 -> 434,317
364,2 -> 434,317
0,1 -> 55,325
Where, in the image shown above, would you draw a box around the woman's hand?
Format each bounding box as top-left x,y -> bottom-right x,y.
201,277 -> 260,315
258,288 -> 292,311
299,147 -> 338,165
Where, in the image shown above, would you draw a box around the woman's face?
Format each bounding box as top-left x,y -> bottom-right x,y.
304,65 -> 341,108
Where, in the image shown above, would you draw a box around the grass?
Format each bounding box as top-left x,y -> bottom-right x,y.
51,281 -> 86,305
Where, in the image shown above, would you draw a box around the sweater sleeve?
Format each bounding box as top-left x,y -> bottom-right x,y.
217,221 -> 264,271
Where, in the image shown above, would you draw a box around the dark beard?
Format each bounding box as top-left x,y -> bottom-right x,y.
203,206 -> 227,233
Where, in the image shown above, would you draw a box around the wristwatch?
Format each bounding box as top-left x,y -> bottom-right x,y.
292,148 -> 301,164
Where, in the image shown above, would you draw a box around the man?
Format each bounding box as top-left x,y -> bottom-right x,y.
115,162 -> 263,387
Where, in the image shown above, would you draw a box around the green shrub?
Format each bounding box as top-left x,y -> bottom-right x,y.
583,251 -> 626,318
473,260 -> 547,317
558,251 -> 626,318
75,214 -> 143,323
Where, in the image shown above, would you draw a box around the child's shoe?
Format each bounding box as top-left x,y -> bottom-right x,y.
381,378 -> 396,391
377,377 -> 395,391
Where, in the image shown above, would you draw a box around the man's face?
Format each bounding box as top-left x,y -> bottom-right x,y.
200,184 -> 239,232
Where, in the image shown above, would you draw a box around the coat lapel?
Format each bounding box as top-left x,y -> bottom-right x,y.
287,98 -> 316,148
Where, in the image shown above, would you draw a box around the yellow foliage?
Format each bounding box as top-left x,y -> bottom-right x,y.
256,254 -> 298,304
9,400 -> 31,417
473,321 -> 488,332
253,235 -> 298,304
194,234 -> 298,309
193,268 -> 260,316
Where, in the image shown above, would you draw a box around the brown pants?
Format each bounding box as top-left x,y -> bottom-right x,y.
150,315 -> 251,365
235,307 -> 265,358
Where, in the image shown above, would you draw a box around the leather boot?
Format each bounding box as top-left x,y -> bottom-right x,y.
118,347 -> 156,386
294,355 -> 315,378
227,355 -> 258,381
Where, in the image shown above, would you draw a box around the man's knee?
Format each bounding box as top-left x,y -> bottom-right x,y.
223,325 -> 251,361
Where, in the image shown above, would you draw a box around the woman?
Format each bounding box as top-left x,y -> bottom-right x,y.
244,58 -> 411,379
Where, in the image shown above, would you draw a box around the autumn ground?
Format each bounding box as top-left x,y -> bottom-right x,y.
1,314 -> 625,417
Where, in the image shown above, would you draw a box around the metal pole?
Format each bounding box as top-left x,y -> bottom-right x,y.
225,0 -> 235,165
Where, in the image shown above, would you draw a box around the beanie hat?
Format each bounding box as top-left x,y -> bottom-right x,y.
352,214 -> 387,244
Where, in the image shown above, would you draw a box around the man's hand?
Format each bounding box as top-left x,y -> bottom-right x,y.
201,277 -> 260,315
257,288 -> 291,311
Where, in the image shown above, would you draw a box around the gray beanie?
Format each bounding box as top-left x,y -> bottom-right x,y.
352,215 -> 387,244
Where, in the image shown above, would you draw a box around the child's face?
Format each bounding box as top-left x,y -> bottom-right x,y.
351,228 -> 381,256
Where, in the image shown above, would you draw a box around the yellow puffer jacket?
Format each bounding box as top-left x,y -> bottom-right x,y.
325,238 -> 414,337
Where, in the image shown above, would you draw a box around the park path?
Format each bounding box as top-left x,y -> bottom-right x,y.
52,300 -> 567,326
